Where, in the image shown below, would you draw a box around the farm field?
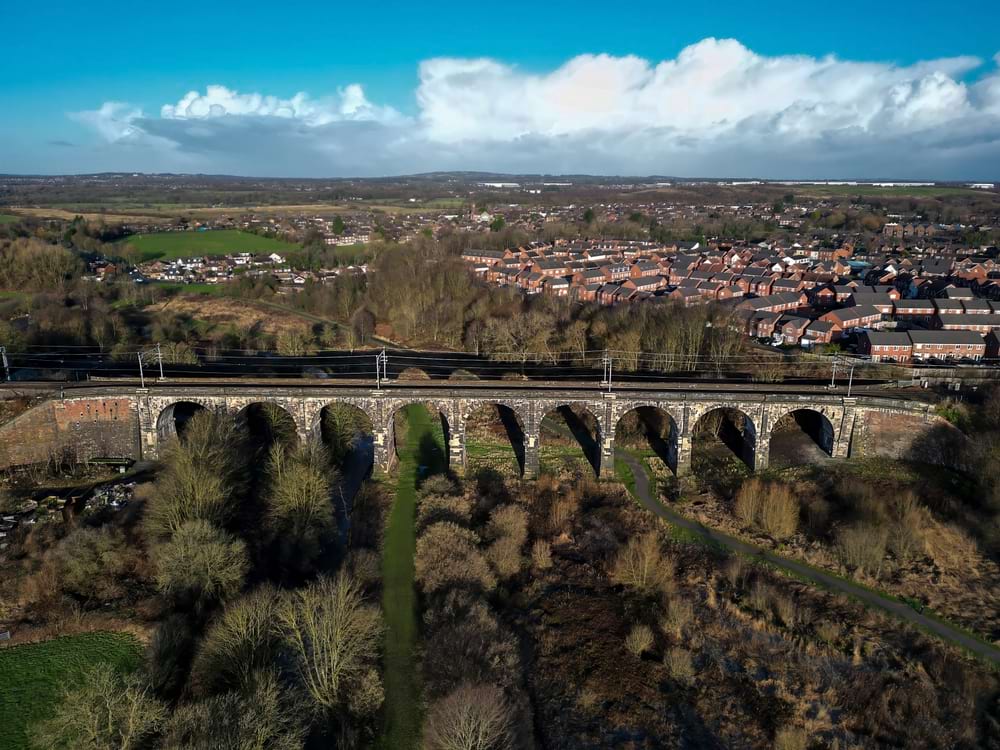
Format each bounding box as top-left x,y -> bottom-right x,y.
122,229 -> 297,261
0,215 -> 21,224
0,631 -> 142,750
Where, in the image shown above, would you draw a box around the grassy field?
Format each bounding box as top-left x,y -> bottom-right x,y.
0,214 -> 20,224
121,229 -> 297,261
0,631 -> 143,750
379,404 -> 445,748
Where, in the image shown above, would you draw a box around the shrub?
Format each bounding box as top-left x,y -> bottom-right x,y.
836,522 -> 888,578
548,496 -> 577,534
530,539 -> 553,570
423,682 -> 513,750
487,504 -> 529,547
759,484 -> 799,538
664,647 -> 695,684
487,537 -> 524,579
415,522 -> 496,594
773,726 -> 809,750
735,477 -> 767,525
152,520 -> 249,606
417,494 -> 474,531
609,531 -> 674,594
659,597 -> 694,638
624,624 -> 655,656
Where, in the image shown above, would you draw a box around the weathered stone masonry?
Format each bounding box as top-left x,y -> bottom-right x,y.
0,384 -> 941,476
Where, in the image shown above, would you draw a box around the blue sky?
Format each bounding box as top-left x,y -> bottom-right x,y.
4,0 -> 1000,178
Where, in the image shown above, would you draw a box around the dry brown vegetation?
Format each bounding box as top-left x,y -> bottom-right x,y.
681,457 -> 1000,643
143,294 -> 314,339
477,472 -> 1000,748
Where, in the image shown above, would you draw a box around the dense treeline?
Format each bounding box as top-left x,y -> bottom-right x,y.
10,408 -> 388,748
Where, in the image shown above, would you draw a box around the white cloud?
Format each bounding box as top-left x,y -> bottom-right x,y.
67,39 -> 1000,178
160,84 -> 401,125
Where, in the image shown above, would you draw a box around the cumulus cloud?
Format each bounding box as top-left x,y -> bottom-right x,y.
69,38 -> 1000,178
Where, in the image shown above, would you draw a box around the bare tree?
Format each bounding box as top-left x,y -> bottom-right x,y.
278,573 -> 384,718
423,682 -> 513,750
32,663 -> 167,750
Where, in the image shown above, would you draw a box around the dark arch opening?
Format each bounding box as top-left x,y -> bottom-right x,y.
614,406 -> 679,474
768,409 -> 835,468
539,404 -> 601,476
156,401 -> 207,443
392,402 -> 449,473
318,403 -> 375,475
235,402 -> 299,456
464,403 -> 526,477
692,407 -> 757,471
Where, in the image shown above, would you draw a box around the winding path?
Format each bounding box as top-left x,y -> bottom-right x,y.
616,451 -> 1000,665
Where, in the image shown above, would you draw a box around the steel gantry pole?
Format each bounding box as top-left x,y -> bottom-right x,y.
0,346 -> 8,383
601,350 -> 613,393
156,343 -> 165,381
137,351 -> 146,388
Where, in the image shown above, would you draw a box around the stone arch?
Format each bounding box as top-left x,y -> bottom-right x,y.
768,407 -> 836,467
386,400 -> 452,471
234,401 -> 300,452
537,402 -> 603,476
691,405 -> 758,470
154,399 -> 214,443
614,404 -> 680,474
461,400 -> 528,477
314,401 -> 376,472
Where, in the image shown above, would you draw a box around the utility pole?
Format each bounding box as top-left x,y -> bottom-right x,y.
375,348 -> 388,389
156,342 -> 165,381
829,356 -> 838,388
601,350 -> 613,393
0,346 -> 7,383
137,351 -> 146,388
846,359 -> 856,397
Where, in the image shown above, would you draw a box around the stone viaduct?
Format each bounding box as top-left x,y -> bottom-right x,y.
106,383 -> 938,477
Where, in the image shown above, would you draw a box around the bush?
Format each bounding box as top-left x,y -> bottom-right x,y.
735,477 -> 767,525
415,522 -> 496,594
609,531 -> 674,595
759,484 -> 798,538
264,449 -> 335,573
664,647 -> 695,684
530,539 -> 553,570
423,682 -> 513,750
659,596 -> 694,638
773,726 -> 809,750
836,522 -> 888,578
735,478 -> 798,538
624,624 -> 655,656
417,494 -> 474,532
23,526 -> 143,608
152,520 -> 249,606
487,537 -> 524,579
487,505 -> 529,546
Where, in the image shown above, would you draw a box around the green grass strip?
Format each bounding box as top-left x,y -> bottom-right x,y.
0,631 -> 142,750
378,404 -> 444,748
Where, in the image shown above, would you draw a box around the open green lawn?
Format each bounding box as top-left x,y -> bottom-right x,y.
0,631 -> 143,750
0,214 -> 20,224
121,229 -> 297,261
